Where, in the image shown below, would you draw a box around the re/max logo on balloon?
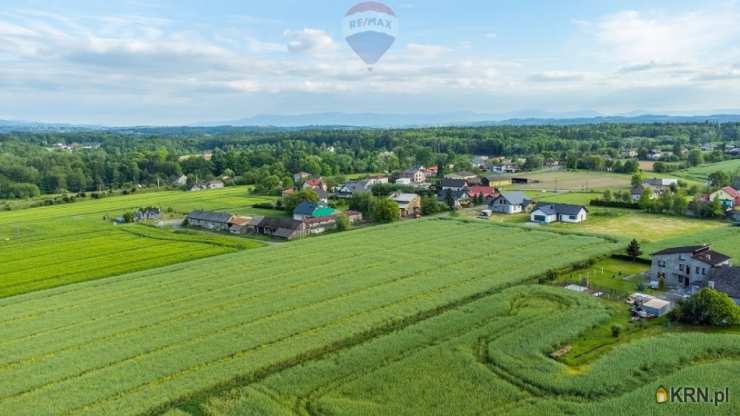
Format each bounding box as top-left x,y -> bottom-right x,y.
343,2 -> 398,69
347,17 -> 393,31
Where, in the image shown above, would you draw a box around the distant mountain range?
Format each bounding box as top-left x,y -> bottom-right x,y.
3,112 -> 740,132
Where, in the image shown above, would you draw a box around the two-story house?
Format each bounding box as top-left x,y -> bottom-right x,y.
649,246 -> 732,289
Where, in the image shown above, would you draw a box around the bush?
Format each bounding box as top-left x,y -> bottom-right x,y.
590,199 -> 640,209
670,289 -> 739,327
611,324 -> 623,338
336,214 -> 351,231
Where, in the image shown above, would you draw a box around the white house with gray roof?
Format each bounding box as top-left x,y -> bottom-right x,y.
489,192 -> 531,214
530,203 -> 588,224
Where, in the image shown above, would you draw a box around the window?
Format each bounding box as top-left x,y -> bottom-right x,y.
696,267 -> 700,274
679,255 -> 686,261
658,260 -> 666,268
569,215 -> 577,220
702,268 -> 706,275
679,264 -> 684,272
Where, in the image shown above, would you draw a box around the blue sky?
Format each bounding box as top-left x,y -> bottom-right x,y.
1,0 -> 740,124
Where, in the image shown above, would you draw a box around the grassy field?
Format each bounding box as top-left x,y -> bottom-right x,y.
676,159 -> 740,182
642,226 -> 740,261
548,210 -> 728,243
0,219 -> 622,416
507,170 -> 634,191
197,285 -> 739,416
0,186 -> 273,297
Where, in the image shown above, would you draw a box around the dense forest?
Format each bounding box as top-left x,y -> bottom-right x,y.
1,123 -> 738,199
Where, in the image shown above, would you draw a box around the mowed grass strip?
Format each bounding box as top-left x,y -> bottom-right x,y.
0,220 -> 619,416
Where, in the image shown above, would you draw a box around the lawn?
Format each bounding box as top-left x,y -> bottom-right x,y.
555,257 -> 649,296
0,186 -> 272,297
548,210 -> 727,243
0,219 -> 622,416
642,226 -> 740,261
676,159 -> 740,182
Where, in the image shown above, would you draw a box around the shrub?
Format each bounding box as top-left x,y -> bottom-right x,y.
670,289 -> 739,327
611,324 -> 623,338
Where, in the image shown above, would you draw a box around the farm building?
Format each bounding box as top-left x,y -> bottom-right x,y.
303,216 -> 337,234
293,202 -> 336,221
629,293 -> 674,317
189,180 -> 225,192
489,191 -> 531,214
389,192 -> 422,217
439,178 -> 467,192
649,245 -> 732,292
186,211 -> 233,232
252,217 -> 306,240
228,216 -> 252,234
530,204 -> 588,224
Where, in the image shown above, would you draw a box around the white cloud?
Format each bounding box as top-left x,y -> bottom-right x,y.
593,9 -> 740,64
283,28 -> 335,54
484,33 -> 497,40
405,43 -> 451,59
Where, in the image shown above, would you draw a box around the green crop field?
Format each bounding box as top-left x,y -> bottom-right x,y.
0,186 -> 272,297
199,285 -> 739,416
0,219 -> 622,416
676,159 -> 740,182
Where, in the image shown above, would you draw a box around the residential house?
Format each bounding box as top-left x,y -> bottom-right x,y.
395,177 -> 413,186
422,166 -> 438,177
708,187 -> 739,210
400,167 -> 427,184
489,191 -> 531,214
466,186 -> 497,202
303,178 -> 327,191
134,208 -> 161,222
293,202 -> 336,221
228,216 -> 252,234
649,246 -> 732,291
726,147 -> 740,157
189,180 -> 224,192
490,163 -> 519,174
472,156 -> 490,169
631,184 -> 662,202
440,178 -> 467,192
335,176 -> 388,198
530,204 -> 588,224
628,293 -> 674,317
293,172 -> 311,184
438,189 -> 471,209
645,178 -> 678,187
707,266 -> 740,305
647,149 -> 664,160
186,211 -> 233,232
389,192 -> 422,217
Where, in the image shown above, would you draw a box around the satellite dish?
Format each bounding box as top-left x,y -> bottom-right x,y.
343,1 -> 398,70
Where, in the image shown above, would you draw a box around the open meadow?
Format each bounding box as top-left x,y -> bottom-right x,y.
507,170 -> 633,191
0,219 -> 623,416
0,186 -> 273,297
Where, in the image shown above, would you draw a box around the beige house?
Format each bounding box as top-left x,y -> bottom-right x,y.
389,192 -> 422,217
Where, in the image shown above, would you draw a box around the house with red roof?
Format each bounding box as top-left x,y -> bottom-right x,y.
708,186 -> 739,210
466,186 -> 497,202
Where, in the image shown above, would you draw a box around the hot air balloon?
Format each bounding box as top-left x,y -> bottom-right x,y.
343,1 -> 398,69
